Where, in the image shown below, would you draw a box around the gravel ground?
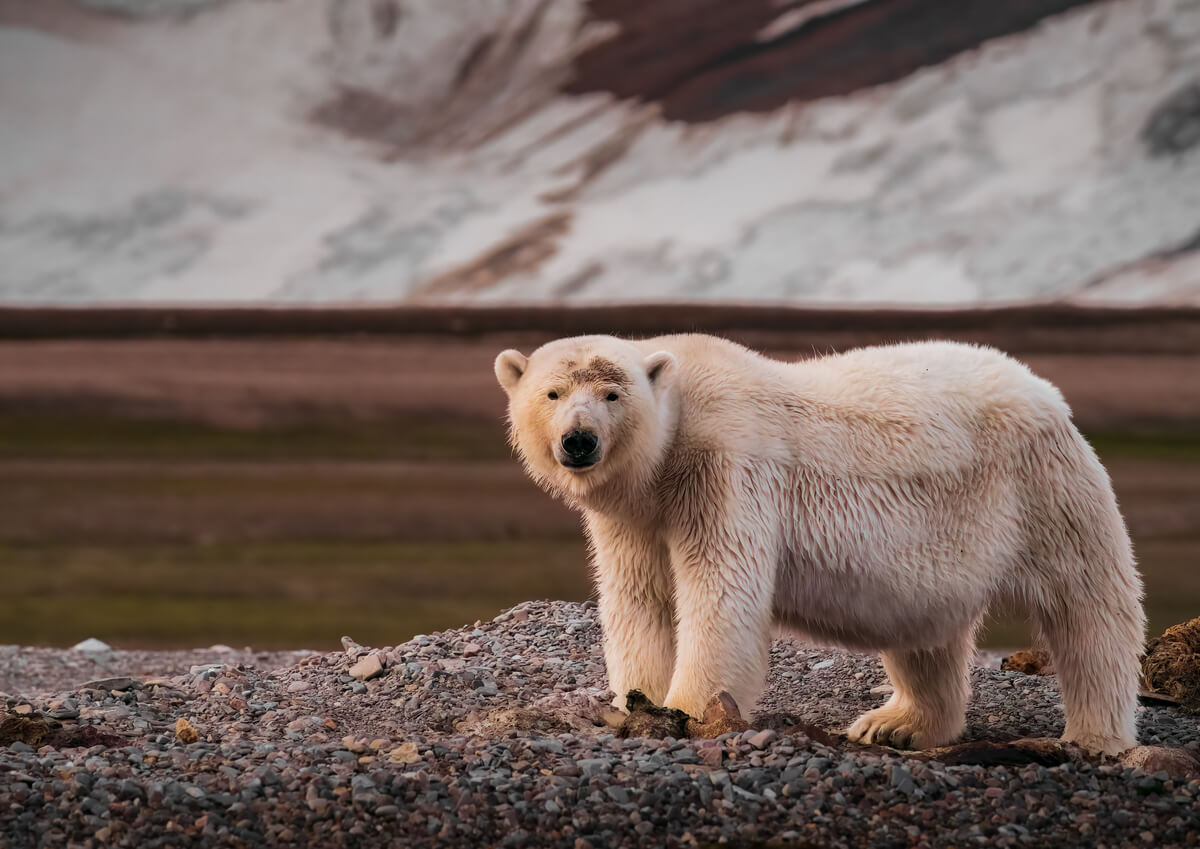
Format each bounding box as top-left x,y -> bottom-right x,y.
3,600 -> 1200,848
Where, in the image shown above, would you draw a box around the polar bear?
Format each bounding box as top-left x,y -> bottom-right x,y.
494,334 -> 1145,754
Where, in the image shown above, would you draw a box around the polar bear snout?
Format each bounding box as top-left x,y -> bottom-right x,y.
559,428 -> 601,468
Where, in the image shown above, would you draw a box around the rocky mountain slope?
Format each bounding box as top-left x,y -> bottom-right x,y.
1,0 -> 1198,306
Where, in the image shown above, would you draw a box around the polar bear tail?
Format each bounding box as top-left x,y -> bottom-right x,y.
1024,425 -> 1145,756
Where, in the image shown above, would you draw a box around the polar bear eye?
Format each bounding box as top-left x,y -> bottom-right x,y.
606,392 -> 619,402
547,391 -> 558,400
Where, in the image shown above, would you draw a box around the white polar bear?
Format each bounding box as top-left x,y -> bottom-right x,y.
494,334 -> 1145,754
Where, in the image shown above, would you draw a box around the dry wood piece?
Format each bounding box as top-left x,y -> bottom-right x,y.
1142,617 -> 1200,714
174,717 -> 199,743
616,690 -> 690,739
0,713 -> 55,747
1001,649 -> 1054,676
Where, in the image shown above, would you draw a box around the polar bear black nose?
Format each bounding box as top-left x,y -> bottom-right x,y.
562,429 -> 599,460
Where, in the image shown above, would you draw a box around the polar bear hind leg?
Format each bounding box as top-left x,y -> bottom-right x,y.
1027,527 -> 1144,755
1032,599 -> 1142,755
846,627 -> 975,749
1025,429 -> 1145,756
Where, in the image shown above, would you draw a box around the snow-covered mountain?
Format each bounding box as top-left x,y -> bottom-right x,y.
1,0 -> 1198,306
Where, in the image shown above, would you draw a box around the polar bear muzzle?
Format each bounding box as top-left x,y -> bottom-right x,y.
559,428 -> 600,469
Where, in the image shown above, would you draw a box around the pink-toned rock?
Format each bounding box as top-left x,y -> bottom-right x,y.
698,744 -> 724,768
686,692 -> 750,738
348,654 -> 384,681
340,636 -> 367,658
748,729 -> 778,749
1119,746 -> 1200,779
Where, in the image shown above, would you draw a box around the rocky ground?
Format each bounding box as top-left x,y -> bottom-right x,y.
3,601 -> 1200,848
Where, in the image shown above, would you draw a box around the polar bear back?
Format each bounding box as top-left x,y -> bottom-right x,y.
630,335 -> 1071,480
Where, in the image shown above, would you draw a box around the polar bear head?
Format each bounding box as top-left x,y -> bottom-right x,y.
494,336 -> 676,502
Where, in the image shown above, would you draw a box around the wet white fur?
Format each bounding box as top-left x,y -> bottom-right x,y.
494,334 -> 1145,754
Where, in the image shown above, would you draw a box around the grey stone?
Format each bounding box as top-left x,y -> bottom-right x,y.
604,785 -> 630,804
890,764 -> 916,796
672,747 -> 700,764
82,677 -> 140,691
735,768 -> 767,789
578,759 -> 610,777
188,664 -> 224,678
70,638 -> 112,653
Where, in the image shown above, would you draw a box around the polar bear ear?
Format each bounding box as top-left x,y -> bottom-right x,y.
494,349 -> 528,394
643,351 -> 676,387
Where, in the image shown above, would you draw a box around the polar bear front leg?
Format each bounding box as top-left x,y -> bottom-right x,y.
662,530 -> 777,720
586,513 -> 676,709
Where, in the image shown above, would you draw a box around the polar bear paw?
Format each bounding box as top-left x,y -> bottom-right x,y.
846,705 -> 948,750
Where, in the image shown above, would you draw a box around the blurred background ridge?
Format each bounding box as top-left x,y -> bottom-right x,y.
1,0 -> 1199,306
